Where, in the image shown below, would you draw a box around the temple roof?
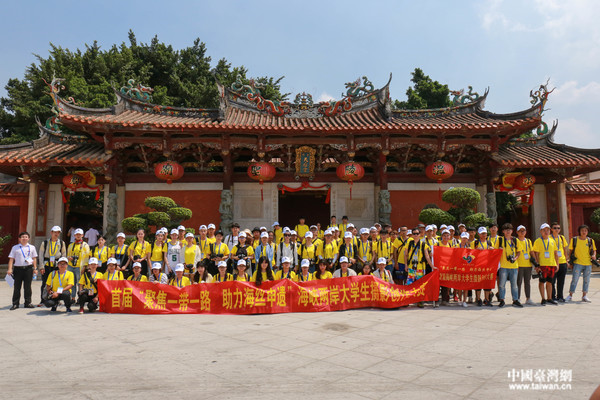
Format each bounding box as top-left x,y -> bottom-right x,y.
566,182 -> 600,194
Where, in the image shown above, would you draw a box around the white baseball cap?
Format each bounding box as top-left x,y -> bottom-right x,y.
301,259 -> 310,268
517,225 -> 526,231
478,227 -> 488,234
360,228 -> 369,235
199,225 -> 207,230
175,263 -> 185,272
347,223 -> 354,228
218,261 -> 227,268
133,262 -> 142,269
460,232 -> 469,239
344,232 -> 353,238
310,225 -> 317,229
237,259 -> 246,266
177,225 -> 185,230
107,257 -> 118,265
440,224 -> 447,230
370,226 -> 377,232
281,256 -> 291,264
57,257 -> 69,264
324,230 -> 332,235
117,232 -> 126,238
291,230 -> 297,235
88,257 -> 99,265
447,225 -> 455,231
407,229 -> 412,235
74,228 -> 84,235
50,225 -> 62,232
339,256 -> 349,263
260,226 -> 267,231
208,223 -> 216,229
239,231 -> 246,238
185,232 -> 194,238
332,226 -> 339,231
425,225 -> 433,232
377,257 -> 387,265
152,263 -> 162,270
170,229 -> 179,235
260,232 -> 269,238
272,221 -> 280,227
540,223 -> 551,230
441,229 -> 450,235
431,224 -> 438,229
458,223 -> 466,228
283,227 -> 291,233
305,232 -> 313,238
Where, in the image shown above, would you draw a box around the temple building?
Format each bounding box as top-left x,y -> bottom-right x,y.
1,74 -> 599,257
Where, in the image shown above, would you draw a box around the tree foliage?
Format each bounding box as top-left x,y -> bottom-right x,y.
0,30 -> 286,142
464,212 -> 493,228
419,208 -> 456,226
122,196 -> 192,233
442,187 -> 481,224
0,226 -> 11,256
393,68 -> 451,110
591,208 -> 600,226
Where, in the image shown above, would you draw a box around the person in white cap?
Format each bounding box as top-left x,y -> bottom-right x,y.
169,263 -> 191,288
299,231 -> 319,273
309,225 -> 322,249
78,257 -> 101,313
274,256 -> 297,281
373,257 -> 394,283
497,223 -> 522,308
332,226 -> 342,246
149,262 -> 169,284
37,225 -> 67,306
7,231 -> 38,310
275,229 -> 299,272
338,232 -> 358,272
254,231 -> 275,268
233,259 -> 250,281
436,229 -> 454,306
471,226 -> 493,307
183,232 -> 202,277
231,231 -> 255,275
333,256 -> 357,278
128,228 -> 151,278
43,257 -> 74,312
212,260 -> 232,283
91,235 -> 110,274
313,258 -> 333,280
196,225 -> 211,257
66,228 -> 90,303
208,230 -> 230,275
177,225 -> 187,243
294,217 -> 309,243
404,227 -> 431,287
127,262 -> 148,282
165,229 -> 185,277
357,228 -> 372,268
392,226 -> 409,284
290,230 -> 300,246
373,229 -> 393,275
206,224 -> 217,243
320,229 -> 339,268
515,225 -> 534,305
149,229 -> 167,274
298,259 -> 313,281
532,223 -> 559,305
271,222 -> 283,245
566,224 -> 598,303
101,258 -> 124,281
447,225 -> 459,247
110,233 -> 130,275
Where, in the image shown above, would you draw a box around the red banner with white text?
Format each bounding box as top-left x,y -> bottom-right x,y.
97,271 -> 440,314
434,246 -> 502,290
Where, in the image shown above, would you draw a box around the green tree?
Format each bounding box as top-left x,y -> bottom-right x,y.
0,30 -> 285,143
0,226 -> 11,256
121,196 -> 192,234
442,187 -> 481,224
393,68 -> 451,110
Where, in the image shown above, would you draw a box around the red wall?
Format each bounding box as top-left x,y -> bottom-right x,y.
390,190 -> 452,229
125,190 -> 222,232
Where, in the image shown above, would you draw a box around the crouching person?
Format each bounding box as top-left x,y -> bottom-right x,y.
78,257 -> 101,314
44,257 -> 74,312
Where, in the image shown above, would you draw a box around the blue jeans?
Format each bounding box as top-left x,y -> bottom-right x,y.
67,266 -> 80,300
498,267 -> 518,301
570,263 -> 592,293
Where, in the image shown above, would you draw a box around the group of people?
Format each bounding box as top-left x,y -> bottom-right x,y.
6,214 -> 597,313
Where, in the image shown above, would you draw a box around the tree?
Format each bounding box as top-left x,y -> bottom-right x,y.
442,187 -> 481,224
419,208 -> 455,226
0,31 -> 286,143
0,226 -> 11,256
121,196 -> 192,234
393,68 -> 451,110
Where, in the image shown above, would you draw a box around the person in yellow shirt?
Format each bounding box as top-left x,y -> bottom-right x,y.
550,222 -> 568,302
373,230 -> 392,274
357,228 -> 373,269
437,229 -> 453,305
149,229 -> 167,272
313,259 -> 333,280
272,222 -> 283,245
127,262 -> 149,282
338,216 -> 349,237
209,231 -> 230,275
515,225 -> 534,305
337,232 -> 358,272
67,228 -> 90,303
274,257 -> 297,281
233,259 -> 250,281
532,223 -> 560,305
197,225 -> 211,258
320,230 -> 339,266
316,223 -> 325,240
471,227 -> 493,307
212,260 -> 233,283
149,262 -> 169,284
299,232 -> 319,272
566,224 -> 597,302
294,217 -> 309,242
183,232 -> 202,278
102,257 -> 124,281
497,223 -> 522,308
129,229 -> 151,278
192,260 -> 213,284
297,259 -> 313,282
92,236 -> 110,273
206,223 -> 217,244
111,232 -> 130,274
169,264 -> 191,288
358,262 -> 373,276
251,256 -> 274,285
333,256 -> 357,278
231,232 -> 255,275
327,216 -> 338,231
78,257 -> 101,313
44,257 -> 75,312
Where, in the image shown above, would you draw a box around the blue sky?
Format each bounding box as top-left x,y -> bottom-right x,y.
1,0 -> 598,147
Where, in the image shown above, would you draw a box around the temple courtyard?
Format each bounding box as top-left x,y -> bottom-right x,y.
1,273 -> 599,399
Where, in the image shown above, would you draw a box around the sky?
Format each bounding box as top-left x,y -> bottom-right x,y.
1,0 -> 599,147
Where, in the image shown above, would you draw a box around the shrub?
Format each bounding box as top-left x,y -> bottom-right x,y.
419,208 -> 456,226
442,187 -> 481,209
168,207 -> 193,222
121,217 -> 148,234
447,207 -> 473,223
144,196 -> 177,212
147,212 -> 171,227
422,203 -> 439,210
464,212 -> 493,228
591,208 -> 600,225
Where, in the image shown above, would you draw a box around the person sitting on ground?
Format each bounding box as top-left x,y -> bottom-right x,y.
127,262 -> 148,282
358,262 -> 373,276
44,257 -> 74,312
78,257 -> 101,314
169,263 -> 191,288
313,259 -> 333,280
233,259 -> 250,281
149,262 -> 169,284
372,257 -> 394,283
333,256 -> 357,278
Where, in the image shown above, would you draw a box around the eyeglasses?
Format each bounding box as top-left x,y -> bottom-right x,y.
552,227 -> 561,230
284,234 -> 291,237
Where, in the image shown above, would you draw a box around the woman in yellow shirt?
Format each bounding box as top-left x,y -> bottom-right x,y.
358,262 -> 373,276
297,259 -> 313,282
251,256 -> 274,286
93,236 -> 110,273
150,229 -> 167,271
129,229 -> 151,278
78,257 -> 101,313
299,232 -> 318,273
169,264 -> 191,288
233,259 -> 250,281
183,232 -> 202,279
111,232 -> 130,275
313,259 -> 333,280
274,257 -> 297,281
102,258 -> 124,281
212,261 -> 233,283
127,262 -> 149,282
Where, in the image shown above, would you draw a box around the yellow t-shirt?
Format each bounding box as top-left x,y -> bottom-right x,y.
299,243 -> 318,261
312,271 -> 333,280
274,228 -> 283,245
231,245 -> 255,259
376,239 -> 392,259
150,242 -> 167,262
550,235 -> 568,264
532,237 -> 558,267
207,236 -> 217,245
170,276 -> 191,288
516,238 -> 533,267
569,236 -> 597,266
295,224 -> 309,239
297,272 -> 313,282
93,246 -> 110,264
110,244 -> 129,262
274,270 -> 297,281
488,235 -> 500,249
46,271 -> 75,292
357,240 -> 373,263
211,242 -> 230,258
79,271 -> 101,294
437,242 -> 452,248
233,273 -> 250,282
67,242 -> 90,270
184,244 -> 200,265
197,238 -> 212,258
338,223 -> 348,236
131,241 -> 151,258
212,273 -> 233,283
102,270 -> 124,281
321,242 -> 338,260
250,271 -> 273,283
499,237 -> 518,269
127,275 -> 149,282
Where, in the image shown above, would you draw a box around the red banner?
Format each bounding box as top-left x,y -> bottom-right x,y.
97,271 -> 440,314
434,247 -> 502,290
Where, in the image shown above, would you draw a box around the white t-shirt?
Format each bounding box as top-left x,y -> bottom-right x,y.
85,228 -> 100,246
9,244 -> 38,266
165,242 -> 183,273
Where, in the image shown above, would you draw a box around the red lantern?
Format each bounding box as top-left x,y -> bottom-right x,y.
247,162 -> 276,200
62,174 -> 85,190
61,172 -> 101,203
336,161 -> 365,199
154,161 -> 184,184
513,174 -> 536,190
426,161 -> 454,199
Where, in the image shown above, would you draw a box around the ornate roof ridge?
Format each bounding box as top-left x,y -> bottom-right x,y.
507,120 -> 557,146
113,88 -> 220,118
392,88 -> 488,117
35,117 -> 91,144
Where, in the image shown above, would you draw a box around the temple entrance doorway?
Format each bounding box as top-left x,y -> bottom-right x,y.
278,190 -> 330,231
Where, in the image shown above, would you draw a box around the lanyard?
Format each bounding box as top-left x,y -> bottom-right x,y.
49,240 -> 58,256
92,272 -> 98,281
542,238 -> 550,252
346,245 -> 353,258
177,278 -> 182,288
506,239 -> 515,256
97,246 -> 106,260
552,235 -> 563,250
136,241 -> 146,254
380,270 -> 388,282
361,241 -> 369,256
20,245 -> 30,259
216,243 -> 223,254
109,270 -> 117,281
58,272 -> 66,287
301,273 -> 309,281
219,273 -> 226,282
116,245 -> 126,256
490,236 -> 498,247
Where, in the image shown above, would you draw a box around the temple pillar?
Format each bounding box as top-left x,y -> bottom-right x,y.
26,180 -> 38,237
105,179 -> 118,244
531,183 -> 548,238
377,152 -> 391,226
476,185 -> 487,215
557,182 -> 569,239
486,179 -> 497,223
220,151 -> 233,235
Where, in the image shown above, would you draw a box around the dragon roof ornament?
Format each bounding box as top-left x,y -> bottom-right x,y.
530,79 -> 555,136
450,86 -> 480,106
120,79 -> 154,102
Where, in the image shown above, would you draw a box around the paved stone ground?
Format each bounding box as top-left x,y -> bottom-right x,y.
1,272 -> 599,400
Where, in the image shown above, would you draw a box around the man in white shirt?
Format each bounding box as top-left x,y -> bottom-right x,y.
224,223 -> 240,251
7,231 -> 38,310
84,226 -> 100,251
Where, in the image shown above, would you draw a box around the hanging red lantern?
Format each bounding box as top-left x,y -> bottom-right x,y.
61,172 -> 101,203
336,161 -> 365,199
513,174 -> 536,190
154,161 -> 184,184
62,174 -> 86,190
247,162 -> 276,200
426,161 -> 454,199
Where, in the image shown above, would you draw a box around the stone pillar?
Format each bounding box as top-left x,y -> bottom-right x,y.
531,183 -> 548,239
105,180 -> 118,244
486,179 -> 497,223
219,190 -> 233,235
26,180 -> 38,236
557,182 -> 569,239
377,152 -> 390,225
476,185 -> 487,215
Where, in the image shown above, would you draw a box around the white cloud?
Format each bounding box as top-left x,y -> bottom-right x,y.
552,81 -> 600,106
316,92 -> 335,103
553,118 -> 598,148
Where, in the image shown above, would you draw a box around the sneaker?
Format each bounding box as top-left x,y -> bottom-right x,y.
498,300 -> 505,308
541,299 -> 547,306
79,307 -> 84,314
9,305 -> 18,311
547,299 -> 558,305
462,301 -> 468,308
495,292 -> 500,301
582,296 -> 592,303
526,299 -> 535,305
558,298 -> 565,303
477,299 -> 483,307
513,300 -> 523,308
66,308 -> 73,313
484,300 -> 493,307
50,306 -> 57,312
565,295 -> 572,302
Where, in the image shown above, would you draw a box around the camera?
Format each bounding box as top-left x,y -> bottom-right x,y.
72,256 -> 79,266
592,259 -> 600,268
507,255 -> 516,263
185,264 -> 194,272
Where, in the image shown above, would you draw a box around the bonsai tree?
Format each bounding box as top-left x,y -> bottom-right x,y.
419,208 -> 455,226
0,226 -> 11,257
464,212 -> 493,228
442,187 -> 481,224
121,196 -> 192,234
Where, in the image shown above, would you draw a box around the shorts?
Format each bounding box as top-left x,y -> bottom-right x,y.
539,265 -> 556,282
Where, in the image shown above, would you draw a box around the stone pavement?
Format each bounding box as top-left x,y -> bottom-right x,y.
1,272 -> 599,400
